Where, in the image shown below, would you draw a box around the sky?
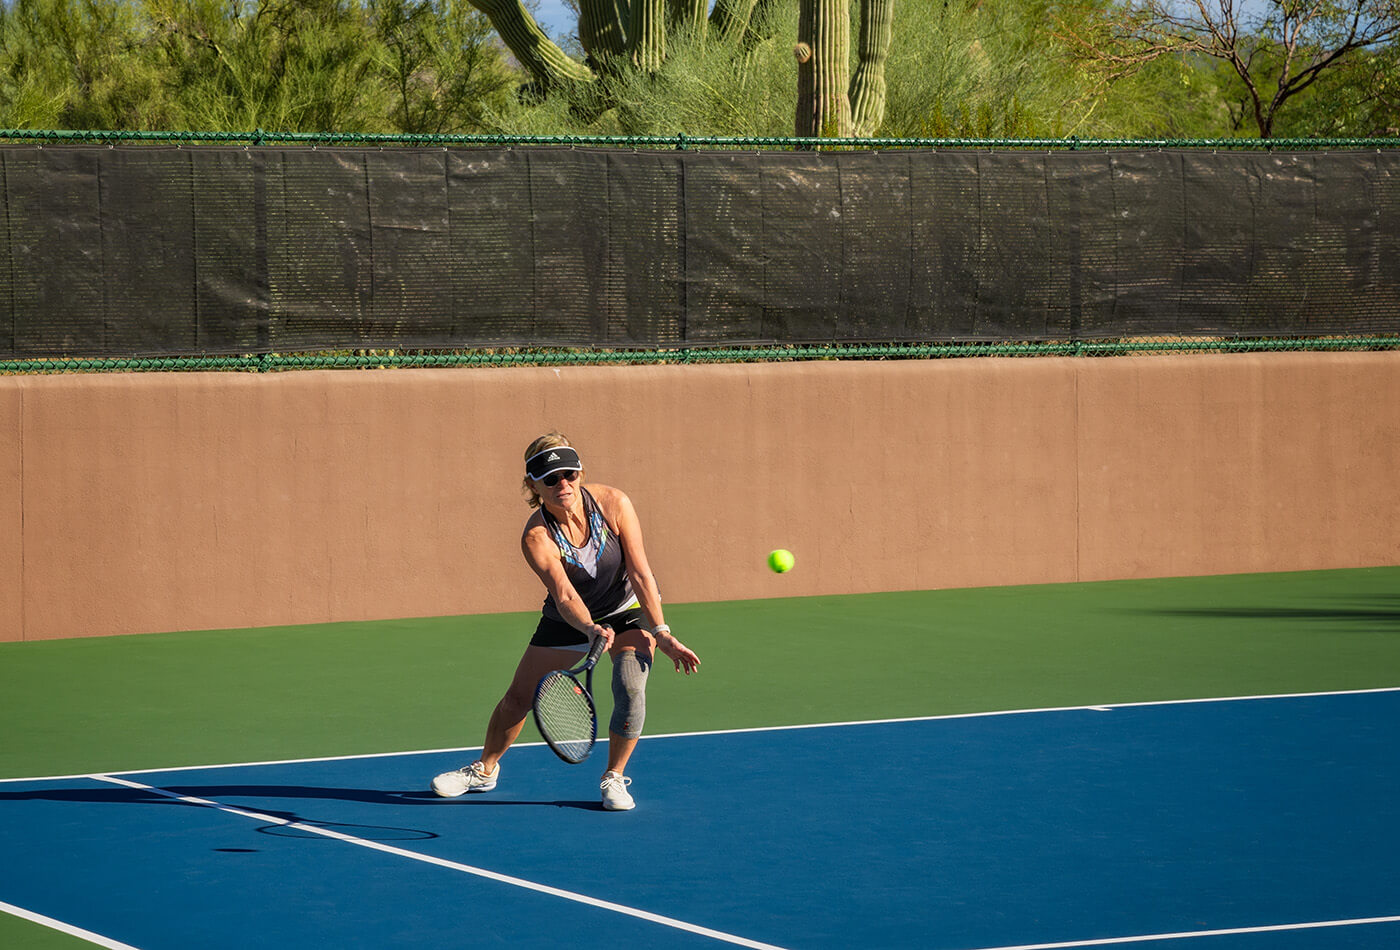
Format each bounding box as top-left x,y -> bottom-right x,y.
531,0 -> 578,38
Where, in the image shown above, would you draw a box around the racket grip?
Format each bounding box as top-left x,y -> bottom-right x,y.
586,625 -> 611,666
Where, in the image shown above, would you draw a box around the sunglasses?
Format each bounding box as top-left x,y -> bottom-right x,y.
538,469 -> 581,487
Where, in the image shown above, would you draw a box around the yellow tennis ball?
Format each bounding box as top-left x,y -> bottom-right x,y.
767,549 -> 795,573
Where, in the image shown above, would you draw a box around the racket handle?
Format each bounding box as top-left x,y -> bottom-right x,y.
586,625 -> 611,667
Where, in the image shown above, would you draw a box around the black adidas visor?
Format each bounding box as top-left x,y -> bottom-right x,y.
526,446 -> 582,480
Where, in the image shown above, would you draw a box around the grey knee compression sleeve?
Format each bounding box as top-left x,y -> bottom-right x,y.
609,649 -> 650,739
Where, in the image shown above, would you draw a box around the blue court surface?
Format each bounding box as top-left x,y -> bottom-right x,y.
3,688 -> 1399,950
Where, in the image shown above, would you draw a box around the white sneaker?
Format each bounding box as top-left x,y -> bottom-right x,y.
431,761 -> 498,798
600,771 -> 635,811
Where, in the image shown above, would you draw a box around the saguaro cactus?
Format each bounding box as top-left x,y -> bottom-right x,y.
466,0 -> 886,127
470,0 -> 594,93
711,0 -> 776,48
794,0 -> 852,137
669,0 -> 709,35
709,0 -> 757,40
850,0 -> 894,135
630,0 -> 667,72
579,0 -> 630,69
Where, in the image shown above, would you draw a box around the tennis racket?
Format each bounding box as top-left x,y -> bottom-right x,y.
532,627 -> 610,764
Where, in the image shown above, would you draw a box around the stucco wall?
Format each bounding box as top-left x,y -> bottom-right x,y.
3,352 -> 1397,641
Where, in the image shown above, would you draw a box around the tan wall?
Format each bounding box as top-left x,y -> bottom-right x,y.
0,386 -> 21,634
3,351 -> 1397,641
1076,353 -> 1400,579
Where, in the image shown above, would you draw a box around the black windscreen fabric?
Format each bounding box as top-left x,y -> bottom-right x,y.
1,145 -> 1396,358
5,148 -> 106,357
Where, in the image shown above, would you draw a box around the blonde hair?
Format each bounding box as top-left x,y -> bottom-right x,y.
521,432 -> 584,508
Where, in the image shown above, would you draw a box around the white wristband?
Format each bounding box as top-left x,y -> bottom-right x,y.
653,624 -> 671,635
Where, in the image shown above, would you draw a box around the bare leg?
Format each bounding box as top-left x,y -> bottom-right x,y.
480,645 -> 583,772
606,733 -> 640,774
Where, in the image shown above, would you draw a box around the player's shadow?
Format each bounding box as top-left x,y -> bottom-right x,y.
0,783 -> 603,837
173,785 -> 602,811
415,795 -> 604,811
0,783 -> 602,811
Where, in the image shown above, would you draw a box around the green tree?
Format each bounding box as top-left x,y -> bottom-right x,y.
372,0 -> 515,133
0,0 -> 168,128
1067,0 -> 1400,137
1266,42 -> 1400,136
145,0 -> 382,131
876,0 -> 1167,138
0,0 -> 516,133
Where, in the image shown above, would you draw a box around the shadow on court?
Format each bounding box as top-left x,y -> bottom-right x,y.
0,783 -> 433,807
0,782 -> 605,845
1130,598 -> 1400,631
161,785 -> 604,811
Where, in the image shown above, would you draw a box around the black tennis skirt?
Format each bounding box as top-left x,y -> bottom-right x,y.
529,604 -> 649,649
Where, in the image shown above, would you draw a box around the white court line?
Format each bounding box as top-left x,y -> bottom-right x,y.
4,685 -> 1398,785
645,684 -> 1400,743
0,899 -> 141,950
966,914 -> 1400,949
89,775 -> 790,950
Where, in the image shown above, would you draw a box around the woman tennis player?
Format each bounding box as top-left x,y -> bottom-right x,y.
432,433 -> 701,810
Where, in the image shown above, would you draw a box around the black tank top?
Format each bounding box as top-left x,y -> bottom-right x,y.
540,487 -> 636,622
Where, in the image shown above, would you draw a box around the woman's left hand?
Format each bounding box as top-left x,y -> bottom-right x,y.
656,632 -> 701,675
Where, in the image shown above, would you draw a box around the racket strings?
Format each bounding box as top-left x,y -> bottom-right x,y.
534,671 -> 596,763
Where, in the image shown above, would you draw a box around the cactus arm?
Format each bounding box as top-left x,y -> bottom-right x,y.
468,0 -> 595,88
850,0 -> 893,136
739,0 -> 780,50
708,0 -> 758,41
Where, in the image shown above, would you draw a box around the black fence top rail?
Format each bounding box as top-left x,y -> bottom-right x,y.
5,338 -> 1400,375
3,129 -> 1399,151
